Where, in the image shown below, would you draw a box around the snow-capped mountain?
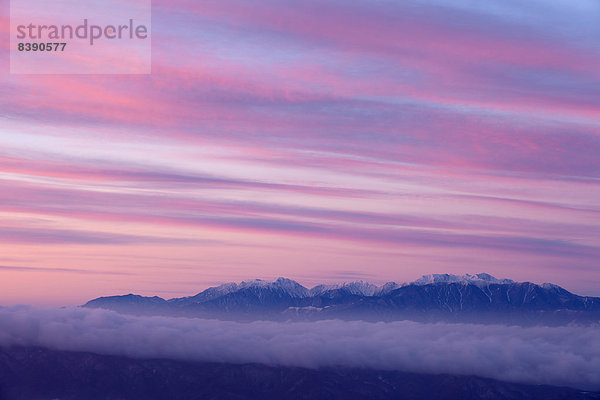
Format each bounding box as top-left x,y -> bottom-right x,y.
171,278 -> 309,305
84,273 -> 600,325
237,277 -> 310,297
375,281 -> 403,295
309,281 -> 379,297
411,273 -> 515,287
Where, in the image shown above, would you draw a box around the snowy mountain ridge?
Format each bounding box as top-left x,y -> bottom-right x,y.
84,273 -> 600,325
410,273 -> 515,287
173,273 -> 526,300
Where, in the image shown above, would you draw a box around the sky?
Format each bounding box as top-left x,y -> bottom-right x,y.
0,0 -> 599,305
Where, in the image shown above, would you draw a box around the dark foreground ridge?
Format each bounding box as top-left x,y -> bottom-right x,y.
84,273 -> 600,325
1,346 -> 598,400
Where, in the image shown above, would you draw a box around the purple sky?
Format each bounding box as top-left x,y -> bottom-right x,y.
1,0 -> 599,304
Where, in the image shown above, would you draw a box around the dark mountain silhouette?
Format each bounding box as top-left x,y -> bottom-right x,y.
1,346 -> 598,400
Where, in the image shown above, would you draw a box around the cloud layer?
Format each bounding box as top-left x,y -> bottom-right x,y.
0,306 -> 598,390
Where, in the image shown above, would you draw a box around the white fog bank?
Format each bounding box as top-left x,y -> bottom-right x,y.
0,305 -> 598,390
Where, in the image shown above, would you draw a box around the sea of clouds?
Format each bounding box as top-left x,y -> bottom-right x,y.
0,305 -> 598,390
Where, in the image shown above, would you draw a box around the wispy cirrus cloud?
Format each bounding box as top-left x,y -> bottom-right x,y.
0,226 -> 196,245
0,265 -> 132,275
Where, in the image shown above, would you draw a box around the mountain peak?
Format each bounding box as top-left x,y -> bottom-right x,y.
209,277 -> 311,298
309,280 -> 380,296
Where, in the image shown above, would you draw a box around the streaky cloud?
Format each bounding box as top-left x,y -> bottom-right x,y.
0,265 -> 132,276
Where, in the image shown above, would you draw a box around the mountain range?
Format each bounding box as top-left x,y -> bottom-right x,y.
84,273 -> 600,325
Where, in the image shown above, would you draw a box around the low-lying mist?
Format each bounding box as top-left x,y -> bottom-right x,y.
0,305 -> 598,390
